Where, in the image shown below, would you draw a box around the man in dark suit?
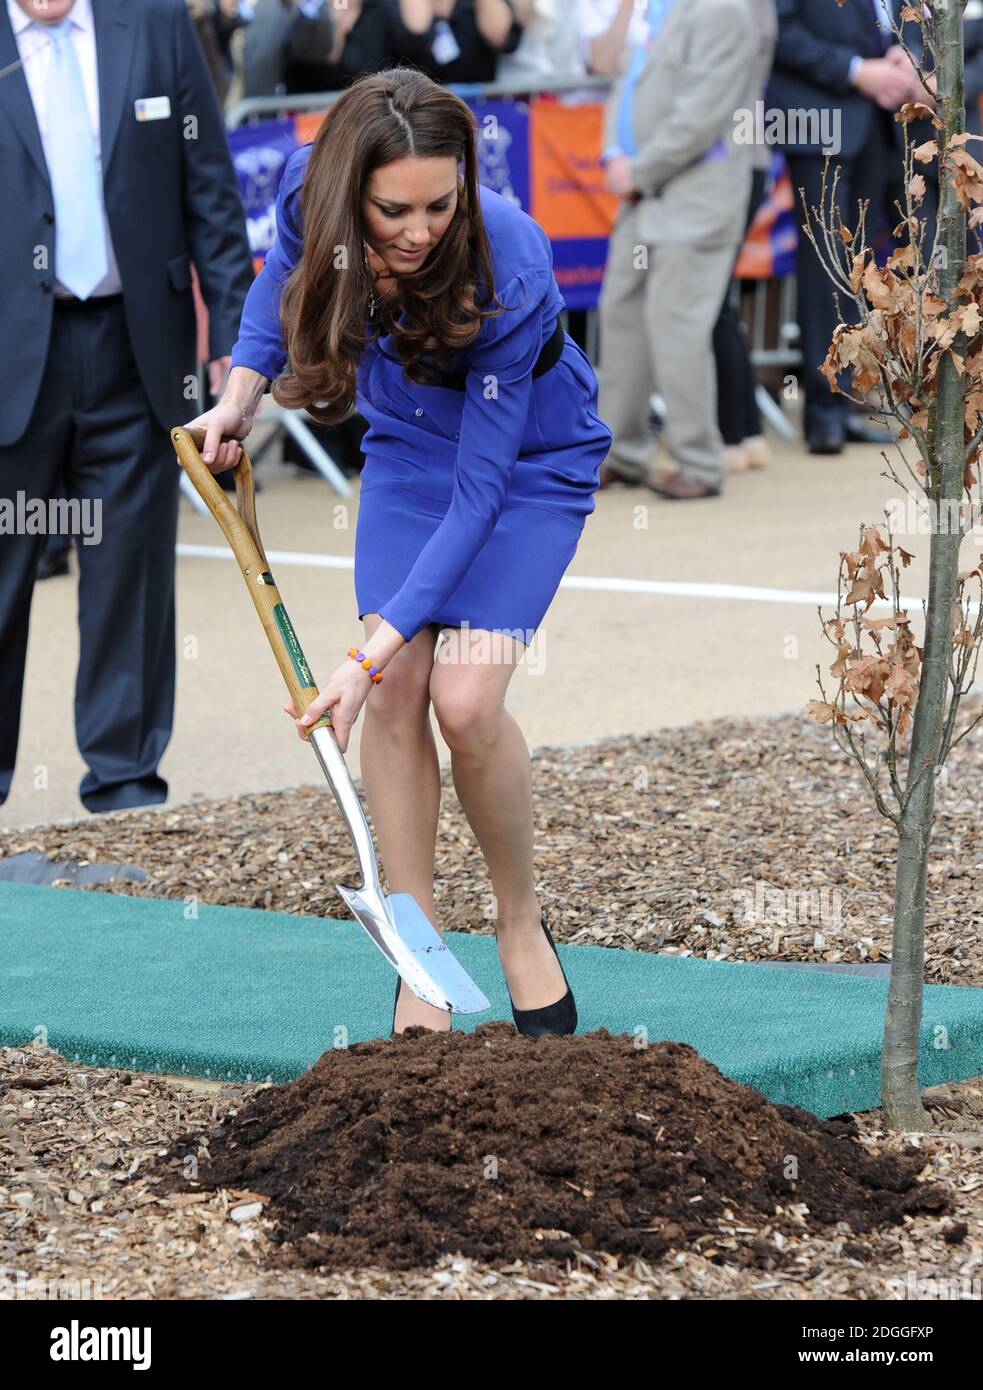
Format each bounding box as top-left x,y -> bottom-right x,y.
0,0 -> 253,813
767,0 -> 914,454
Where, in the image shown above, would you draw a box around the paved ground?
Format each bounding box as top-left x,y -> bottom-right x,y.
1,413 -> 932,828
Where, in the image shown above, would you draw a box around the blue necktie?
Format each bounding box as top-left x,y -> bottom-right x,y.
45,18 -> 108,299
615,0 -> 671,157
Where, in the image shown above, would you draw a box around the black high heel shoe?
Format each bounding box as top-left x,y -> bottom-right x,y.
390,976 -> 452,1037
505,913 -> 577,1038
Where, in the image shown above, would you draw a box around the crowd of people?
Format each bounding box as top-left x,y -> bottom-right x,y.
188,1 -> 585,102
3,0 -> 983,814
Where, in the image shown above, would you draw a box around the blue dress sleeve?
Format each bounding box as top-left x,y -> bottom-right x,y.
378,263 -> 555,644
229,146 -> 308,381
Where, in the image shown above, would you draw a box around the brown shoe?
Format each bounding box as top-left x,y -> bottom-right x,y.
598,460 -> 646,489
647,468 -> 721,499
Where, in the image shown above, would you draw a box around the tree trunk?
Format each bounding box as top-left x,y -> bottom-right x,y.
882,0 -> 966,1129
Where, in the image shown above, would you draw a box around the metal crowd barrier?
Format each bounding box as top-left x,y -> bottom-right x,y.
224,73 -> 615,128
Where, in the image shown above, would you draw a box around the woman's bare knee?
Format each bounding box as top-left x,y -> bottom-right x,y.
429,631 -> 518,748
430,672 -> 505,751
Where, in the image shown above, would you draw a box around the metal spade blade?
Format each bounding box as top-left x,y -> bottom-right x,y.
309,728 -> 490,1015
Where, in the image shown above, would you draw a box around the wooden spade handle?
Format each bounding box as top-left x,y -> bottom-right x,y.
171,424 -> 333,734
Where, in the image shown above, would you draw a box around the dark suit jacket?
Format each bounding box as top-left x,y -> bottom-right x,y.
765,0 -> 897,160
766,0 -> 983,162
0,0 -> 253,446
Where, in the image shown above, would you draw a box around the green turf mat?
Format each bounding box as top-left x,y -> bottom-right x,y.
1,881 -> 981,1117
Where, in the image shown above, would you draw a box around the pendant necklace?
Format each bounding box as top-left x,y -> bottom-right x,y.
363,243 -> 378,319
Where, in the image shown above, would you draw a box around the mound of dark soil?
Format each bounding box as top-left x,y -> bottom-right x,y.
159,1025 -> 950,1272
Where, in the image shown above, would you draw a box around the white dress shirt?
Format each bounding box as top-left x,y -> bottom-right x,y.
497,0 -> 589,82
5,0 -> 122,297
576,0 -> 656,69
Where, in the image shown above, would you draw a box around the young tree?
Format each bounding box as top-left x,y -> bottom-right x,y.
802,1 -> 983,1128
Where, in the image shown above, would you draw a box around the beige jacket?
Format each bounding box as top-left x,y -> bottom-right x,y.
603,0 -> 760,245
749,0 -> 778,173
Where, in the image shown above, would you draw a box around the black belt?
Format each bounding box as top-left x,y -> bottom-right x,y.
433,317 -> 566,391
53,292 -> 124,311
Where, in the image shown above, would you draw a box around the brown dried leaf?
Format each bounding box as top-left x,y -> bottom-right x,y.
860,525 -> 890,561
845,572 -> 879,606
863,260 -> 897,310
849,249 -> 869,296
959,303 -> 982,337
844,654 -> 890,703
887,243 -> 917,273
884,665 -> 918,710
897,101 -> 942,131
806,698 -> 838,724
830,640 -> 853,679
945,148 -> 983,210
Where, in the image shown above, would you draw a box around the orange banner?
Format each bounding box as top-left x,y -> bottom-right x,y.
529,101 -> 619,240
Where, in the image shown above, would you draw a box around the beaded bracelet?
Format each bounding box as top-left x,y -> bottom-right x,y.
347,646 -> 384,683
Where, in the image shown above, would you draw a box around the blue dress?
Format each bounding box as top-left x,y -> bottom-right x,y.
230,143 -> 612,646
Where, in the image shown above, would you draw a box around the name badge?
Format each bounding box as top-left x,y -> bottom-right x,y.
134,96 -> 171,122
431,20 -> 461,67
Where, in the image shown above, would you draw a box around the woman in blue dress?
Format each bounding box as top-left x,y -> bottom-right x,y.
186,68 -> 612,1037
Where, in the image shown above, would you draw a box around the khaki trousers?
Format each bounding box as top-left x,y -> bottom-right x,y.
597,201 -> 739,488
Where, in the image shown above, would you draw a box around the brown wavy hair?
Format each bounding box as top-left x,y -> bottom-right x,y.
272,67 -> 503,426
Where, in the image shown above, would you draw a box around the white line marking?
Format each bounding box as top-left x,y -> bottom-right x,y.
178,543 -> 353,571
176,544 -> 926,609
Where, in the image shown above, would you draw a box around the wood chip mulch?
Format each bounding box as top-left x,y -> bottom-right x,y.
3,701 -> 983,981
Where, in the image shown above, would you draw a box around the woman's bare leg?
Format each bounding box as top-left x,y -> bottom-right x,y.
358,614 -> 450,1032
429,628 -> 567,1010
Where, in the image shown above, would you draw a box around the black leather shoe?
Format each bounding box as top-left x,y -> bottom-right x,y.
506,914 -> 577,1038
807,419 -> 845,455
844,414 -> 893,445
37,547 -> 70,580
